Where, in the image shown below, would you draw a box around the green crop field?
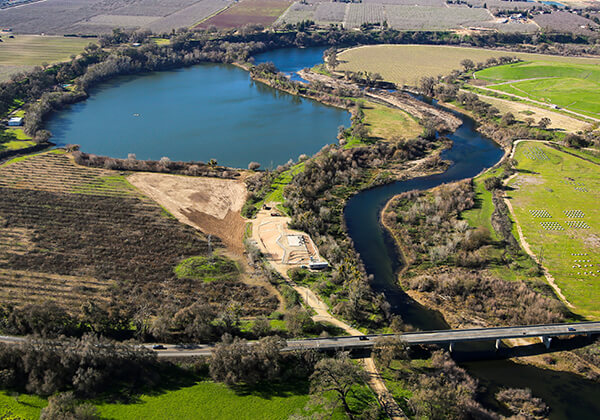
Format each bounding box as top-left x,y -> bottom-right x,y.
476,61 -> 600,118
336,45 -> 600,87
507,141 -> 600,318
0,34 -> 93,81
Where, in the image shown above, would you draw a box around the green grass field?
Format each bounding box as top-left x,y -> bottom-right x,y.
462,166 -> 505,241
0,381 -> 310,420
96,380 -> 313,420
507,141 -> 600,318
1,126 -> 35,153
0,34 -> 93,82
337,45 -> 600,87
461,165 -> 543,283
0,377 -> 376,419
174,255 -> 240,282
263,161 -> 305,204
476,61 -> 600,118
362,101 -> 422,141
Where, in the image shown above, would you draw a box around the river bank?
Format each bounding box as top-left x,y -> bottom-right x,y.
3,38 -> 599,418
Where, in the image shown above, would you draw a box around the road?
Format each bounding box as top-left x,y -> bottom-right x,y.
468,85 -> 600,122
136,321 -> 600,357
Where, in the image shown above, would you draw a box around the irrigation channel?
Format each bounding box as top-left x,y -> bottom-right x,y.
257,47 -> 600,419
43,46 -> 599,418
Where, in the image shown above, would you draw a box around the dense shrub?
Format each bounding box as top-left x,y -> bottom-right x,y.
407,270 -> 565,326
0,335 -> 158,397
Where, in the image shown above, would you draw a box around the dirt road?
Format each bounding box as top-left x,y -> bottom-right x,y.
471,86 -> 600,123
250,206 -> 405,419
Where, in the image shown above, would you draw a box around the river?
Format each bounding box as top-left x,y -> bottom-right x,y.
257,47 -> 599,419
43,45 -> 599,418
46,62 -> 349,169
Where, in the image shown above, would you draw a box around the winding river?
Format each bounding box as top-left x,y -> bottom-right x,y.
258,47 -> 600,419
44,46 -> 599,418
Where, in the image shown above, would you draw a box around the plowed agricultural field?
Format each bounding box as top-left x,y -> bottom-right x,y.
195,0 -> 292,29
0,151 -> 276,316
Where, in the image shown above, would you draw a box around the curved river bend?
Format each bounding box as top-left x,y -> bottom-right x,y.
46,47 -> 599,419
258,48 -> 599,419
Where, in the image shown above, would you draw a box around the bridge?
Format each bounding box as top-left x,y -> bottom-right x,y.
146,321 -> 600,358
2,322 -> 597,357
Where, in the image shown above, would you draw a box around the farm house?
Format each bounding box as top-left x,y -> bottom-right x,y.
7,117 -> 23,126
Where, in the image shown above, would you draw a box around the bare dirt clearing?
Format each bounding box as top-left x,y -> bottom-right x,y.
128,172 -> 247,254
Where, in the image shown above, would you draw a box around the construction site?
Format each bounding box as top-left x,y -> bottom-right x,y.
250,206 -> 328,271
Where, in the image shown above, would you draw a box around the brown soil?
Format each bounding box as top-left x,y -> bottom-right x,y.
128,172 -> 286,310
128,172 -> 247,254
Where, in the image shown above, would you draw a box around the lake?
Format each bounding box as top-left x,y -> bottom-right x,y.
46,61 -> 348,169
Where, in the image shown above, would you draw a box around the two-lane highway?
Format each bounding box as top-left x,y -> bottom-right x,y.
145,321 -> 600,357
3,322 -> 598,357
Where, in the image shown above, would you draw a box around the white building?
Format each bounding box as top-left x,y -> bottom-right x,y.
8,117 -> 23,126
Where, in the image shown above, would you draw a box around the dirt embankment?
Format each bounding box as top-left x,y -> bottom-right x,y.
299,70 -> 462,133
365,90 -> 462,133
128,172 -> 247,254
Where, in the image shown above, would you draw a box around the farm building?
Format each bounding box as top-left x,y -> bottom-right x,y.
309,261 -> 329,270
7,117 -> 23,126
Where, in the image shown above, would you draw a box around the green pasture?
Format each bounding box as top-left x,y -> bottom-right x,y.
462,166 -> 505,241
0,392 -> 46,419
264,161 -> 305,204
476,61 -> 600,84
0,139 -> 35,152
507,141 -> 600,318
1,127 -> 34,153
0,377 -> 375,420
475,61 -> 600,118
96,380 -> 313,420
362,102 -> 422,142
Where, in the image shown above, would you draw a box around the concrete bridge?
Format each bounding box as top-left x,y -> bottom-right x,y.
147,321 -> 600,357
2,322 -> 598,357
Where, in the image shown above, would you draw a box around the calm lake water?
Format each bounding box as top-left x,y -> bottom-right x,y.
46,61 -> 348,168
254,47 -> 327,82
46,46 -> 599,418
